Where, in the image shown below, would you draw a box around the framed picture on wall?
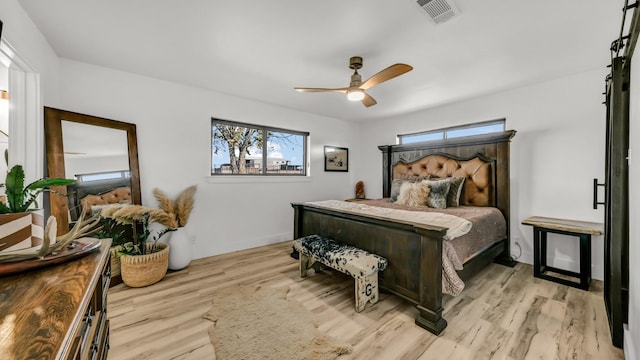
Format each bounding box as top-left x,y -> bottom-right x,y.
324,146 -> 348,172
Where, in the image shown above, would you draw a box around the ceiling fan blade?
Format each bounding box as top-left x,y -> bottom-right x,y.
294,87 -> 348,93
361,93 -> 377,107
360,63 -> 413,90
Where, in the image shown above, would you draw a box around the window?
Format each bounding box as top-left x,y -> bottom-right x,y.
75,170 -> 130,182
398,119 -> 505,145
211,118 -> 308,176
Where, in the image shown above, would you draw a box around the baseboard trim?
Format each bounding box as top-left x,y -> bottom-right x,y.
194,231 -> 293,260
515,250 -> 604,281
624,324 -> 636,360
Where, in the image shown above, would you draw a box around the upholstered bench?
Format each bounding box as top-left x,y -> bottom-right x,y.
292,235 -> 388,312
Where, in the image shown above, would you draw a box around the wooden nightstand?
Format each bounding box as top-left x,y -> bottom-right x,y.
522,216 -> 603,290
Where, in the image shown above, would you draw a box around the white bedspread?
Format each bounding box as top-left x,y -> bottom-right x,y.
305,200 -> 471,296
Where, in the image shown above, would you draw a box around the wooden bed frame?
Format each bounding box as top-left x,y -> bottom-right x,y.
291,130 -> 516,335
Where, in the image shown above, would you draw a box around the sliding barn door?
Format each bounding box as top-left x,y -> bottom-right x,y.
603,56 -> 630,348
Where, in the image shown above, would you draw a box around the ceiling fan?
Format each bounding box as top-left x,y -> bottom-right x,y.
294,56 -> 413,107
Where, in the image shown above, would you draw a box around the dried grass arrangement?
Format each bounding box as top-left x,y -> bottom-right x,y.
152,185 -> 197,228
99,185 -> 196,258
100,205 -> 175,256
100,204 -> 175,228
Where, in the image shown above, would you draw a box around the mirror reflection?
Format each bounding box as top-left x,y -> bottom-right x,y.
61,121 -> 132,223
44,107 -> 141,234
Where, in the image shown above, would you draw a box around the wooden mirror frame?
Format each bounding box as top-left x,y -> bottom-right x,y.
44,107 -> 141,234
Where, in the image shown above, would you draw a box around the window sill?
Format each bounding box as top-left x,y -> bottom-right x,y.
205,176 -> 312,184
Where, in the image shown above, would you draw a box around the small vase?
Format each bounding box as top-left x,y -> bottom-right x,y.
166,227 -> 192,270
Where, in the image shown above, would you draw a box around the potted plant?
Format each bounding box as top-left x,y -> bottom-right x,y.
100,205 -> 176,287
0,165 -> 75,253
152,185 -> 197,270
93,216 -> 135,281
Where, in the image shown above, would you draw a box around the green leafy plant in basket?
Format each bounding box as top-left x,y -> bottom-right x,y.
93,217 -> 134,247
100,205 -> 176,256
100,204 -> 176,287
0,164 -> 75,213
118,213 -> 174,256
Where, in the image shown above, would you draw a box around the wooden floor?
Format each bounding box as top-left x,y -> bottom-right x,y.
107,241 -> 624,360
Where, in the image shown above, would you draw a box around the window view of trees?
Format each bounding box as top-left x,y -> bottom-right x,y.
211,119 -> 308,176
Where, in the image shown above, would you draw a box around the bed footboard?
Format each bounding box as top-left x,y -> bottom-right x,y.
292,203 -> 449,334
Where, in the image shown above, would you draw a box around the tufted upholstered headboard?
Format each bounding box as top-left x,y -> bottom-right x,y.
392,154 -> 494,207
80,187 -> 132,214
379,130 -> 516,227
66,176 -> 132,221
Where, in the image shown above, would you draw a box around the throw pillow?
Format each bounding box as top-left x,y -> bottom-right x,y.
396,181 -> 430,207
422,179 -> 451,209
446,177 -> 466,207
390,179 -> 406,202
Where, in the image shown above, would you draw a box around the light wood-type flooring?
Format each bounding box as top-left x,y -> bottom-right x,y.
107,241 -> 624,360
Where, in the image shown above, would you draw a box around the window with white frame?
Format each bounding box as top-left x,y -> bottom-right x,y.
75,170 -> 130,182
398,119 -> 505,145
211,118 -> 308,176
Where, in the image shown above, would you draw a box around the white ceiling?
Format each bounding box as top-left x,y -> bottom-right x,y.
18,0 -> 621,122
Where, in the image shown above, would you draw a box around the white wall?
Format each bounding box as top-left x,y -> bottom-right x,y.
359,68 -> 608,280
0,0 -> 60,183
55,59 -> 360,258
626,49 -> 640,360
0,0 -> 60,103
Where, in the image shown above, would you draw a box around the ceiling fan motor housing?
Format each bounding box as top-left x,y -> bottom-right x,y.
349,56 -> 363,70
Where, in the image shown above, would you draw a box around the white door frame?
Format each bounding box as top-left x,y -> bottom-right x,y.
0,38 -> 43,182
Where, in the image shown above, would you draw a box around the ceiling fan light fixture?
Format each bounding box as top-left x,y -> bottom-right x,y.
347,89 -> 365,101
293,56 -> 413,107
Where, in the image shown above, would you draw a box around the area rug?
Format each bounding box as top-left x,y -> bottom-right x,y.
203,286 -> 352,360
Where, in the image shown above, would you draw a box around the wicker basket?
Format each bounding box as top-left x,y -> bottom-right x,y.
110,245 -> 123,278
120,242 -> 170,288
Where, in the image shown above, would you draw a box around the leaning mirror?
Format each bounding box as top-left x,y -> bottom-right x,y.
44,107 -> 141,235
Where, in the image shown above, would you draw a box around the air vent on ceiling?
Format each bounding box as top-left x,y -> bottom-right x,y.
416,0 -> 459,24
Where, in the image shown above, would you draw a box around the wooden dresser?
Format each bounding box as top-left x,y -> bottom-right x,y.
0,239 -> 111,359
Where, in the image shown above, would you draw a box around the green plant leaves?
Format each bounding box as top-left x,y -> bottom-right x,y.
5,165 -> 25,213
0,165 -> 76,213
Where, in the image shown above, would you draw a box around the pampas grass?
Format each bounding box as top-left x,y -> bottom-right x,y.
100,204 -> 177,255
152,185 -> 197,228
98,186 -> 197,256
101,204 -> 179,228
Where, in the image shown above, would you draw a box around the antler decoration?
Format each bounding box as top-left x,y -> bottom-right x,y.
0,209 -> 102,263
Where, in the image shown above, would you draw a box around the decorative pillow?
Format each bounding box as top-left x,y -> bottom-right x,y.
396,181 -> 430,207
446,177 -> 466,207
390,179 -> 406,202
422,179 -> 451,209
